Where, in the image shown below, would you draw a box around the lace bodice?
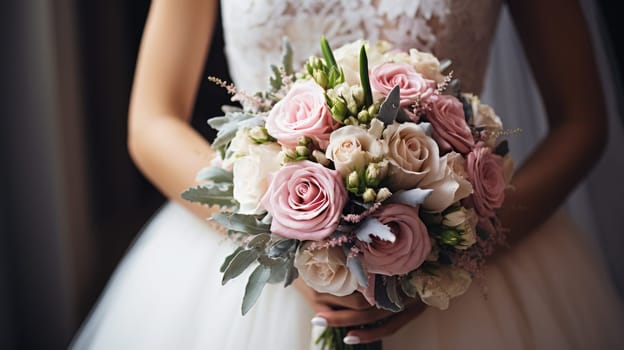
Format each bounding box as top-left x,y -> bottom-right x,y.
221,0 -> 501,94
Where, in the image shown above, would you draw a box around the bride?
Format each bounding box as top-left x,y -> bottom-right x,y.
71,0 -> 624,349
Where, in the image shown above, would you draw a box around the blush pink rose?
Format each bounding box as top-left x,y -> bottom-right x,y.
357,204 -> 431,276
466,143 -> 506,217
261,160 -> 347,241
370,63 -> 436,120
427,95 -> 475,154
265,80 -> 336,149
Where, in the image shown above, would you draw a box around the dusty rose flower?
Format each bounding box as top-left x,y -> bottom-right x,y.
261,160 -> 347,241
294,242 -> 359,296
265,80 -> 336,149
385,49 -> 445,83
370,62 -> 436,119
427,95 -> 475,154
357,203 -> 431,276
467,143 -> 506,217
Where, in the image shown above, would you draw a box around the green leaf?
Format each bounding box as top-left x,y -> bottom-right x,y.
181,184 -> 236,208
211,213 -> 270,235
269,64 -> 283,91
242,264 -> 271,315
359,45 -> 373,106
320,36 -> 337,68
222,249 -> 259,285
220,246 -> 243,273
377,85 -> 401,125
195,166 -> 233,183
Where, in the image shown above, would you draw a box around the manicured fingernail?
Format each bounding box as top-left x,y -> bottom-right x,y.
343,336 -> 361,345
311,316 -> 328,327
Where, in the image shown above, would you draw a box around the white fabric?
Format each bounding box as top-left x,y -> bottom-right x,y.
71,1 -> 624,349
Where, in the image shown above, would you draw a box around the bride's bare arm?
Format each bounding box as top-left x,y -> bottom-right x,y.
128,0 -> 219,219
503,0 -> 607,241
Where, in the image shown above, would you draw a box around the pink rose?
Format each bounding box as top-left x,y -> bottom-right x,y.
370,63 -> 436,120
357,204 -> 431,276
466,143 -> 505,217
261,160 -> 347,241
427,95 -> 475,154
265,80 -> 336,149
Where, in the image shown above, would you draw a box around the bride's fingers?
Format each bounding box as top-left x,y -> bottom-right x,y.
314,292 -> 372,311
316,307 -> 393,327
344,303 -> 426,344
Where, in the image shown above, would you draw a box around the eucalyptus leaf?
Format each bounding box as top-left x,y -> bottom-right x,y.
195,166 -> 233,183
212,213 -> 270,235
181,184 -> 236,209
377,85 -> 400,125
222,249 -> 259,285
374,275 -> 402,312
242,264 -> 271,315
220,246 -> 243,273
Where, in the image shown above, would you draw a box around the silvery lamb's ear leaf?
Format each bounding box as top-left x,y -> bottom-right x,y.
388,188 -> 433,207
212,213 -> 270,235
281,37 -> 294,75
222,249 -> 259,285
269,64 -> 283,91
355,217 -> 395,243
386,276 -> 404,309
247,233 -> 271,249
267,260 -> 288,284
195,166 -> 233,183
377,85 -> 400,125
374,275 -> 402,312
242,264 -> 271,315
220,246 -> 243,273
181,184 -> 236,209
268,239 -> 298,258
283,258 -> 298,287
208,113 -> 262,149
344,248 -> 368,288
401,274 -> 418,298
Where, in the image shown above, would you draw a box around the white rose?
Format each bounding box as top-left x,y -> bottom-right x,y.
442,207 -> 478,249
222,128 -> 255,170
423,152 -> 473,212
326,125 -> 384,177
294,242 -> 359,296
232,142 -> 282,215
409,265 -> 472,310
387,49 -> 445,83
334,40 -> 390,86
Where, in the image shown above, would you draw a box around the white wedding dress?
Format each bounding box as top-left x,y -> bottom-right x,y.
71,1 -> 624,349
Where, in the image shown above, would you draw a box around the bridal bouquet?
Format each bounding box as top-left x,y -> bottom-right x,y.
183,37 -> 512,349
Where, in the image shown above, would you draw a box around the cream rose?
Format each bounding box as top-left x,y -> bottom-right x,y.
232,142 -> 282,215
468,95 -> 503,148
423,152 -> 473,212
294,242 -> 359,296
408,265 -> 472,310
442,207 -> 478,249
325,125 -> 384,177
334,40 -> 390,86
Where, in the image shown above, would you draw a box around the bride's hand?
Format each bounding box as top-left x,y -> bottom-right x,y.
293,279 -> 426,344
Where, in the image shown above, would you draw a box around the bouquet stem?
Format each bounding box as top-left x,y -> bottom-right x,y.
316,327 -> 383,350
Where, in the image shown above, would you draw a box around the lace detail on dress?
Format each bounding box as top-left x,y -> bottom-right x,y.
221,0 -> 501,94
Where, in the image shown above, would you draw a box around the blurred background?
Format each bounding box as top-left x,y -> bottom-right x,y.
1,1 -> 622,349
